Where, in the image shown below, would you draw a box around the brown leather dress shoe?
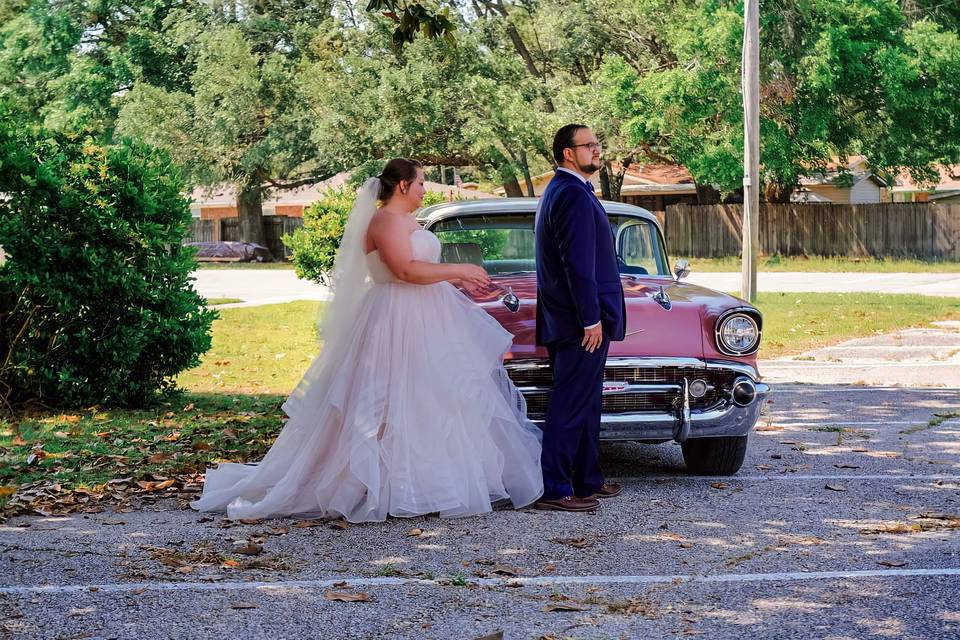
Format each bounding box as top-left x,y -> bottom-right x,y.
583,483 -> 622,499
533,495 -> 600,512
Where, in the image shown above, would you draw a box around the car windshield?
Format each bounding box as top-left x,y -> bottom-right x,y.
429,213 -> 671,276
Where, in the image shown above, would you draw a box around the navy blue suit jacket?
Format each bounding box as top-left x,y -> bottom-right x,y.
535,170 -> 626,346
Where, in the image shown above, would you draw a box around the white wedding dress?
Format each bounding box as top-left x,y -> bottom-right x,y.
191,227 -> 543,522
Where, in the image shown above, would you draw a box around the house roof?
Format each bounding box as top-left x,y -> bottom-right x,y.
496,163 -> 697,196
190,171 -> 500,207
891,164 -> 960,193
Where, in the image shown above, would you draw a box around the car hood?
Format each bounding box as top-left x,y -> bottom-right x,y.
466,273 -> 749,360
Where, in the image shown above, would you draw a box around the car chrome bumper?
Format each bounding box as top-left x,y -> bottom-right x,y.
513,357 -> 771,442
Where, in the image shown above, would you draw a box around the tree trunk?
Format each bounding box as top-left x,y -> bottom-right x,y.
763,181 -> 794,203
237,184 -> 267,249
599,163 -> 612,200
519,150 -> 535,197
501,176 -> 524,197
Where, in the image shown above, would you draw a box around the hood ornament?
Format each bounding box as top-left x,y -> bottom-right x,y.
652,285 -> 672,310
493,284 -> 520,313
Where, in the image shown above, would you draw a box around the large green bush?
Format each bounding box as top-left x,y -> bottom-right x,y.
0,114 -> 217,409
285,189 -> 450,285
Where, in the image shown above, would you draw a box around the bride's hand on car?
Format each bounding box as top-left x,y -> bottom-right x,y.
456,264 -> 491,290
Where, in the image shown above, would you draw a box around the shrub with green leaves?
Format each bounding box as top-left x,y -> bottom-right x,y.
0,113 -> 217,409
283,188 -> 355,285
285,188 -> 452,284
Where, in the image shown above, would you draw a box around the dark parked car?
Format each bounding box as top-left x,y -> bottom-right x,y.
187,241 -> 273,263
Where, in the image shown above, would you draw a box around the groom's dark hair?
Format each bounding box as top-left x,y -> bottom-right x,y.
553,123 -> 589,164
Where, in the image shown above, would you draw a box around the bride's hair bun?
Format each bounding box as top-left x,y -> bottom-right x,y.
378,158 -> 422,200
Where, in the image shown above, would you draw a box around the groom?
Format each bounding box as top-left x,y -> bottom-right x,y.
533,124 -> 626,512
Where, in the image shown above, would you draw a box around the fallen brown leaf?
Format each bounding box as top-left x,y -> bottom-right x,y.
543,602 -> 589,612
550,537 -> 593,549
407,527 -> 423,537
324,590 -> 371,602
329,519 -> 349,530
292,519 -> 325,528
489,564 -> 521,576
710,482 -> 727,490
877,560 -> 907,567
231,541 -> 263,555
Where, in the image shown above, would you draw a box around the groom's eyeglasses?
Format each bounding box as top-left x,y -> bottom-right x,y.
568,142 -> 602,153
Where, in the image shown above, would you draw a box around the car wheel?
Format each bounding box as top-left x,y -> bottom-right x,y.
681,436 -> 748,475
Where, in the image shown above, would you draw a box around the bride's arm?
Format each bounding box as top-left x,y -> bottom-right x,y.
371,217 -> 490,288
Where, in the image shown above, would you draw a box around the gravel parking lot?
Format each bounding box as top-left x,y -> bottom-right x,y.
2,324 -> 958,639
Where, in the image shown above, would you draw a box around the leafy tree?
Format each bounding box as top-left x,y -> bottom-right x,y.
116,4 -> 335,248
606,0 -> 960,200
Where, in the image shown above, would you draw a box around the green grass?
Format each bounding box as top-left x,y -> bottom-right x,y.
176,301 -> 323,395
754,292 -> 960,358
204,298 -> 243,305
676,255 -> 960,273
3,293 -> 958,512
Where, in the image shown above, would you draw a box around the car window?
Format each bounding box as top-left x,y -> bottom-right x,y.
613,219 -> 668,276
430,212 -> 669,276
431,215 -> 536,274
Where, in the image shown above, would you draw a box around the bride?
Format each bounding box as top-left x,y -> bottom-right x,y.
191,158 -> 544,522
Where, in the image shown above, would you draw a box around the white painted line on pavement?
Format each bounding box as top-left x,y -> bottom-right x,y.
763,362 -> 960,369
3,568 -> 958,596
812,345 -> 960,350
641,475 -> 960,482
769,386 -> 960,392
762,420 -> 948,426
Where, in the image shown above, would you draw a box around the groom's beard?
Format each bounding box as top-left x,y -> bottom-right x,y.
577,158 -> 601,174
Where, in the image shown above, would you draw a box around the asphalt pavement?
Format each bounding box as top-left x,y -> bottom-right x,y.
2,323 -> 959,639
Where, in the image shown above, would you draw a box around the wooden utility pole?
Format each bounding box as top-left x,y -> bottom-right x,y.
741,0 -> 760,302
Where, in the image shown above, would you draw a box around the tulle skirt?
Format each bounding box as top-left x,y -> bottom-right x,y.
190,281 -> 543,522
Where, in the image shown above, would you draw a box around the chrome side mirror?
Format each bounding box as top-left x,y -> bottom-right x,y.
673,259 -> 691,281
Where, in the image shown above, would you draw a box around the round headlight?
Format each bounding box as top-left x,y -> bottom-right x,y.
717,313 -> 760,355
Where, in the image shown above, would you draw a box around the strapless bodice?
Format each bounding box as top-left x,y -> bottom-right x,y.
366,229 -> 442,283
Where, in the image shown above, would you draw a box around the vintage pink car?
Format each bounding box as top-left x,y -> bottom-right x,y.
419,198 -> 768,475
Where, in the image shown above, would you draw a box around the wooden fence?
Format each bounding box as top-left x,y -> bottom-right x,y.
184,216 -> 304,260
662,203 -> 960,259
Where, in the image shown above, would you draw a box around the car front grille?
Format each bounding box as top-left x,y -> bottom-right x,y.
507,362 -> 738,418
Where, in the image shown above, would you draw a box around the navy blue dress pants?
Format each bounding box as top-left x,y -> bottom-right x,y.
540,336 -> 610,500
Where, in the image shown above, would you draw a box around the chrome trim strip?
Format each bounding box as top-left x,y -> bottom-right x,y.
705,359 -> 760,381
603,383 -> 681,395
506,356 -> 708,370
417,198 -> 662,233
508,356 -> 758,377
519,383 -> 682,395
